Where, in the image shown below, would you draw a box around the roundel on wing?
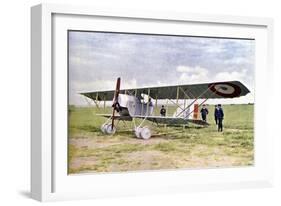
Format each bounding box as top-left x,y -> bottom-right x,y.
208,82 -> 241,98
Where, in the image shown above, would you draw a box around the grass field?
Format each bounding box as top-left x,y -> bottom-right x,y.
68,104 -> 254,174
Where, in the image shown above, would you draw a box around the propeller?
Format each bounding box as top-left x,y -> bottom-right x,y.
111,77 -> 121,130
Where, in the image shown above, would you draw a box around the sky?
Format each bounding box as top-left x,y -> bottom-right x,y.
68,31 -> 255,106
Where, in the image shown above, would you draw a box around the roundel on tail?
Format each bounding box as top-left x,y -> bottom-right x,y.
208,82 -> 241,98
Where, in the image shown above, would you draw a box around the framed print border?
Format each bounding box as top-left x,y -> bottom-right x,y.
31,3 -> 274,202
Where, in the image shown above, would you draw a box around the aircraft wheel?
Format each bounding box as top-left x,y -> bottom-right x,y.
101,123 -> 108,134
105,124 -> 116,135
140,127 -> 151,140
135,127 -> 142,138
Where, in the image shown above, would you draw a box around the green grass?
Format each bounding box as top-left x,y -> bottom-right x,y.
68,104 -> 254,174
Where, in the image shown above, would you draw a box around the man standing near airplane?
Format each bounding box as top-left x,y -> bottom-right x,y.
214,104 -> 219,125
200,104 -> 209,122
160,105 -> 166,117
217,104 -> 224,132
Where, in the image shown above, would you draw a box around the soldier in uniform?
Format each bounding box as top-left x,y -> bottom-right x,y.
148,97 -> 153,115
160,105 -> 166,117
200,104 -> 209,122
214,104 -> 219,125
217,104 -> 224,132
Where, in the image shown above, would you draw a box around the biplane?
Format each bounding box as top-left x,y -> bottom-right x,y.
80,78 -> 250,139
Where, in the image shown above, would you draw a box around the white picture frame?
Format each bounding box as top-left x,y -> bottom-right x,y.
31,3 -> 274,202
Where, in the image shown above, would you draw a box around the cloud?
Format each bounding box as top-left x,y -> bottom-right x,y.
176,65 -> 193,73
204,42 -> 225,54
214,69 -> 247,82
224,57 -> 253,65
69,78 -> 138,105
177,65 -> 210,83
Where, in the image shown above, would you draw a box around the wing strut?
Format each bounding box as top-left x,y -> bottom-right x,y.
176,83 -> 215,117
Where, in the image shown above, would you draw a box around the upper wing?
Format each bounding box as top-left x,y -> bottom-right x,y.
80,81 -> 250,101
134,115 -> 209,126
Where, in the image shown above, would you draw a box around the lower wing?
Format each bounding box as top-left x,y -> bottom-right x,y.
97,114 -> 209,126
96,114 -> 132,121
133,115 -> 209,126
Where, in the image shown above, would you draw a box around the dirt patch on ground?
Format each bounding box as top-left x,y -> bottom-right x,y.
174,145 -> 247,168
69,138 -> 121,149
69,138 -> 252,173
69,156 -> 98,170
69,136 -> 170,149
102,150 -> 179,172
